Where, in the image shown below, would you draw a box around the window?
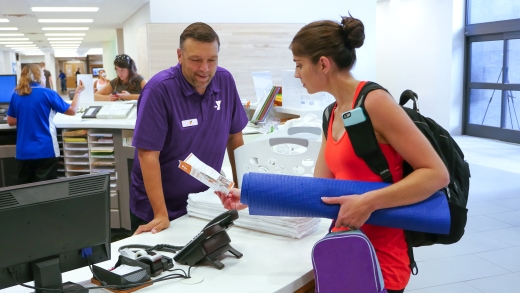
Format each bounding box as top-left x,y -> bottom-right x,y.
464,0 -> 520,143
468,0 -> 520,24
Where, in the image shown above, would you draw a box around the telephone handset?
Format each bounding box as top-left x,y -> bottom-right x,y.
204,209 -> 237,229
174,210 -> 243,270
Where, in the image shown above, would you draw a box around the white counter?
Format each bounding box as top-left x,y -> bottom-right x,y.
0,102 -> 137,130
3,215 -> 330,293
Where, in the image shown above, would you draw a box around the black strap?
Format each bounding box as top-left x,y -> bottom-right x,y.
322,81 -> 393,183
348,82 -> 393,183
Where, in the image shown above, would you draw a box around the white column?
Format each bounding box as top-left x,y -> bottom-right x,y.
44,51 -> 56,90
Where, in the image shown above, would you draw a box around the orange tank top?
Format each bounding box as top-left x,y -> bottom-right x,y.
325,81 -> 410,290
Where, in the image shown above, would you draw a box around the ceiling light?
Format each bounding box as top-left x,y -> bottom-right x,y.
51,45 -> 80,48
38,19 -> 93,23
0,28 -> 18,31
4,44 -> 36,46
45,33 -> 85,37
19,51 -> 45,56
0,33 -> 23,36
0,38 -> 29,41
0,19 -> 9,23
0,41 -> 33,44
32,7 -> 99,12
42,27 -> 89,31
86,48 -> 103,55
47,38 -> 83,41
49,42 -> 82,44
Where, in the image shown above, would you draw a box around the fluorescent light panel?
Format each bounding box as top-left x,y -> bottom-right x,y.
49,40 -> 82,43
32,7 -> 99,12
6,45 -> 37,47
0,38 -> 29,41
0,19 -> 9,23
86,48 -> 103,55
0,41 -> 33,44
45,33 -> 85,37
38,19 -> 93,23
47,38 -> 83,41
42,27 -> 89,31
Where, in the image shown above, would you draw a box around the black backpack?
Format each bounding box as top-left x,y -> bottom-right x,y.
322,82 -> 471,274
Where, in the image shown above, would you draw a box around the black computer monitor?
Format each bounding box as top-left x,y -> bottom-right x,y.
0,74 -> 17,104
0,173 -> 111,292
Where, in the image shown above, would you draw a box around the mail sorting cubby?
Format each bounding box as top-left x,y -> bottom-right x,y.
61,128 -> 121,228
88,130 -> 119,228
62,129 -> 90,177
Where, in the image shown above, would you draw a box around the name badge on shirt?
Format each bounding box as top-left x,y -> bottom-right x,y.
182,118 -> 198,128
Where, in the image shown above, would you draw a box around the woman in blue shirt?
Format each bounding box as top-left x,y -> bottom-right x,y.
7,64 -> 84,184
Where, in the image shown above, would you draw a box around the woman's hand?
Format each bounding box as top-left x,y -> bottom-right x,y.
75,80 -> 85,94
215,188 -> 248,210
117,90 -> 131,100
109,94 -> 119,101
321,194 -> 372,230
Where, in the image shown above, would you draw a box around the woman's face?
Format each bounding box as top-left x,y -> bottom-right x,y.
293,55 -> 323,94
115,66 -> 129,81
99,70 -> 106,78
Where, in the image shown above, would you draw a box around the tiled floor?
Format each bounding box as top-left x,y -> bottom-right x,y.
405,135 -> 520,293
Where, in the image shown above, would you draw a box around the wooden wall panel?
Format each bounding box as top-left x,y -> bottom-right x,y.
146,23 -> 303,101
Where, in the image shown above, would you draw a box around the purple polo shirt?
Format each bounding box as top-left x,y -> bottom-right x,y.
130,64 -> 248,222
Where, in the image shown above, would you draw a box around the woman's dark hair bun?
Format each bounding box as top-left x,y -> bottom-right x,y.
340,15 -> 365,49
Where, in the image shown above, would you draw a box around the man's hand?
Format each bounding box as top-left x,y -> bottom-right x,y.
133,214 -> 170,235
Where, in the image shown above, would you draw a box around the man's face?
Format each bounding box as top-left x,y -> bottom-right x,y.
177,38 -> 219,95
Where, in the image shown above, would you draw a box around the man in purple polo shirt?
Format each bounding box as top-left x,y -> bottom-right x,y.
130,22 -> 248,235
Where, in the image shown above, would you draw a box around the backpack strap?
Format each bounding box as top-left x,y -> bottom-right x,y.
321,82 -> 392,183
348,82 -> 393,183
399,89 -> 420,113
322,102 -> 336,140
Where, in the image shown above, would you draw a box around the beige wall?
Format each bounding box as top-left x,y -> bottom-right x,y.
144,23 -> 303,102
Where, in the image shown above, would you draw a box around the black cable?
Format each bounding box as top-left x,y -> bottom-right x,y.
87,258 -> 107,286
9,264 -> 194,292
118,243 -> 184,254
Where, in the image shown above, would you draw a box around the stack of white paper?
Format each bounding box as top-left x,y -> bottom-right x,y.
186,189 -> 321,239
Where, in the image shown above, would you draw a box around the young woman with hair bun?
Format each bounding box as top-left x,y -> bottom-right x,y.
218,15 -> 449,293
290,15 -> 449,293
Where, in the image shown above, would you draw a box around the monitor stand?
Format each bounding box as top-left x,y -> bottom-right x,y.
32,258 -> 87,293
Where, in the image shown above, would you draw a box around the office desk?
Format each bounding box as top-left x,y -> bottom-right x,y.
3,215 -> 329,293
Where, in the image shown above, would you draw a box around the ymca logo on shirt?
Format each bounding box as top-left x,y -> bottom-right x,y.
215,100 -> 221,110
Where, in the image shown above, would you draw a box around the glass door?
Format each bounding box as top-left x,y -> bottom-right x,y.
465,33 -> 520,143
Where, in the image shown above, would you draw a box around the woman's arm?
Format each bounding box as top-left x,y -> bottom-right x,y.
94,83 -> 117,101
6,116 -> 16,126
323,89 -> 449,229
64,81 -> 85,116
115,79 -> 148,101
314,137 -> 334,178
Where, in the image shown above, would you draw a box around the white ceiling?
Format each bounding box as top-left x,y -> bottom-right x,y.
0,0 -> 149,57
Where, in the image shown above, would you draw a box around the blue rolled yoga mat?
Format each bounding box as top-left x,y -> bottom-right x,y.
241,172 -> 450,234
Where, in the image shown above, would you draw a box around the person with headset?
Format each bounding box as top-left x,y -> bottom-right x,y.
94,54 -> 147,101
7,64 -> 84,184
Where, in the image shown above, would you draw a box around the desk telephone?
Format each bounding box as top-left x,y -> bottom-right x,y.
174,210 -> 243,269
